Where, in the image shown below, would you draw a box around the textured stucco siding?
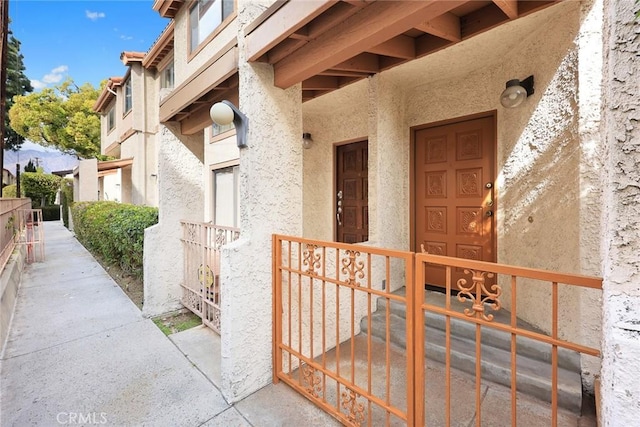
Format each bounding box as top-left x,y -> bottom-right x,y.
100,99 -> 119,156
143,125 -> 204,317
600,0 -> 640,424
76,159 -> 98,202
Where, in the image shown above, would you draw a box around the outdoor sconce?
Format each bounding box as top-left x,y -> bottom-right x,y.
500,75 -> 534,108
302,133 -> 313,149
210,100 -> 248,148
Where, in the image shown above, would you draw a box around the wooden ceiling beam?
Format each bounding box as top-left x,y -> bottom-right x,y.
181,86 -> 238,135
461,3 -> 509,39
304,1 -> 368,39
415,34 -> 454,58
367,35 -> 415,59
273,0 -> 466,88
302,76 -> 339,91
267,38 -> 308,64
492,0 -> 518,19
331,53 -> 380,73
318,70 -> 371,78
246,0 -> 335,61
415,12 -> 461,42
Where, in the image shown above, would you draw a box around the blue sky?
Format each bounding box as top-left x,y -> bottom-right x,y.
10,0 -> 169,90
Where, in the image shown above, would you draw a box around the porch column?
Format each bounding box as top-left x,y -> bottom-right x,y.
75,159 -> 98,202
368,74 -> 408,251
143,125 -> 204,317
600,0 -> 640,424
219,0 -> 303,403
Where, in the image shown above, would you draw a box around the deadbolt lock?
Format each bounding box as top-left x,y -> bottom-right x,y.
485,182 -> 493,189
486,210 -> 494,217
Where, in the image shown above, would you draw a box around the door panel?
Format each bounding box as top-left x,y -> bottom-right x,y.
336,141 -> 368,243
415,116 -> 495,288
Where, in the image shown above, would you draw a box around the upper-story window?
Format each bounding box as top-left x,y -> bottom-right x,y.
123,78 -> 132,114
160,61 -> 174,89
107,106 -> 115,132
189,0 -> 234,52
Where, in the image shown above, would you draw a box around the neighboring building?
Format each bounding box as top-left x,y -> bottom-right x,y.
95,0 -> 639,424
2,169 -> 15,187
75,50 -> 161,207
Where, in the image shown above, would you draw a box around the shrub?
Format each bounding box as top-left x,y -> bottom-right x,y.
71,201 -> 159,279
2,184 -> 16,198
21,172 -> 62,207
41,205 -> 61,221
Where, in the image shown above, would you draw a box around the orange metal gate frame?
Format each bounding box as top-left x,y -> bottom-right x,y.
272,235 -> 602,426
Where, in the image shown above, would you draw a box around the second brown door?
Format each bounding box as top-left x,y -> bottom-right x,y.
336,141 -> 368,244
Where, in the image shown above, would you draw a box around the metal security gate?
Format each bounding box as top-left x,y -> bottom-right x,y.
273,235 -> 602,426
181,221 -> 239,333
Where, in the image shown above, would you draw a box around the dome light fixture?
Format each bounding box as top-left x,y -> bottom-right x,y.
500,75 -> 534,108
302,133 -> 313,149
210,100 -> 248,148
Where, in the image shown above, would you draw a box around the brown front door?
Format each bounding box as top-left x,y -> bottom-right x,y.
414,116 -> 495,288
336,141 -> 368,243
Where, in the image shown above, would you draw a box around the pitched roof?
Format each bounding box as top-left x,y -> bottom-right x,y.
93,77 -> 125,112
120,51 -> 145,66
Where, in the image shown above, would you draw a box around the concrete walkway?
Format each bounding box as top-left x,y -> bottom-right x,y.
0,222 -> 336,426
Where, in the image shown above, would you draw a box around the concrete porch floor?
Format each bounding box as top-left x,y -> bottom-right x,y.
1,221 -> 596,426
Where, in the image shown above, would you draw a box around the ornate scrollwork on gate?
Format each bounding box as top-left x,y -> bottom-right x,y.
214,228 -> 228,250
456,269 -> 501,321
302,365 -> 322,398
341,249 -> 365,287
185,223 -> 199,243
341,386 -> 365,426
303,244 -> 322,275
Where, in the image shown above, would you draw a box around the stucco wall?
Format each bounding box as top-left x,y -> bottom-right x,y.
300,1 -> 603,386
600,0 -> 640,424
219,0 -> 302,403
75,159 -> 98,202
143,125 -> 204,317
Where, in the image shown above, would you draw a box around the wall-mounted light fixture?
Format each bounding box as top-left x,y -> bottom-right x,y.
210,100 -> 248,148
500,75 -> 534,108
302,133 -> 313,149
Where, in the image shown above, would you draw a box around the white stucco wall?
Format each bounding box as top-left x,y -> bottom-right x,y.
600,0 -> 640,424
143,125 -> 204,317
300,0 -> 603,387
219,0 -> 302,403
74,159 -> 98,202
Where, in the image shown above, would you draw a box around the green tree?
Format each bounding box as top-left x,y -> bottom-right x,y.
21,172 -> 62,207
24,159 -> 36,172
4,30 -> 33,151
9,78 -> 102,158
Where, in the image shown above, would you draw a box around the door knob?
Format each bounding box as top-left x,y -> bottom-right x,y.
486,210 -> 493,217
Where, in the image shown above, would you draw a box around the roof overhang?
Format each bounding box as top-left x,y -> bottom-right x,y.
159,41 -> 239,135
97,158 -> 134,172
143,21 -> 175,69
153,0 -> 185,18
120,51 -> 145,66
93,77 -> 124,112
246,0 -> 560,101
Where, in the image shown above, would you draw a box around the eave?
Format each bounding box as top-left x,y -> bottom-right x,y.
143,21 -> 175,70
245,0 -> 560,101
153,0 -> 185,18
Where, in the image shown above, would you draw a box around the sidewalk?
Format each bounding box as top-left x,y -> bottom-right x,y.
0,221 -> 337,426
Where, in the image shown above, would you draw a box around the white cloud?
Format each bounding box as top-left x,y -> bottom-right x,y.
86,10 -> 106,21
120,35 -> 133,41
31,80 -> 47,90
31,65 -> 69,89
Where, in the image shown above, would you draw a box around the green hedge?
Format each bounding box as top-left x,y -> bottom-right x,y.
71,201 -> 159,279
41,205 -> 61,221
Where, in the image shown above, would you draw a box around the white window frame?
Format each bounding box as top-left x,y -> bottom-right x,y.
189,0 -> 235,53
123,78 -> 132,115
212,163 -> 239,228
160,60 -> 174,89
107,106 -> 115,132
